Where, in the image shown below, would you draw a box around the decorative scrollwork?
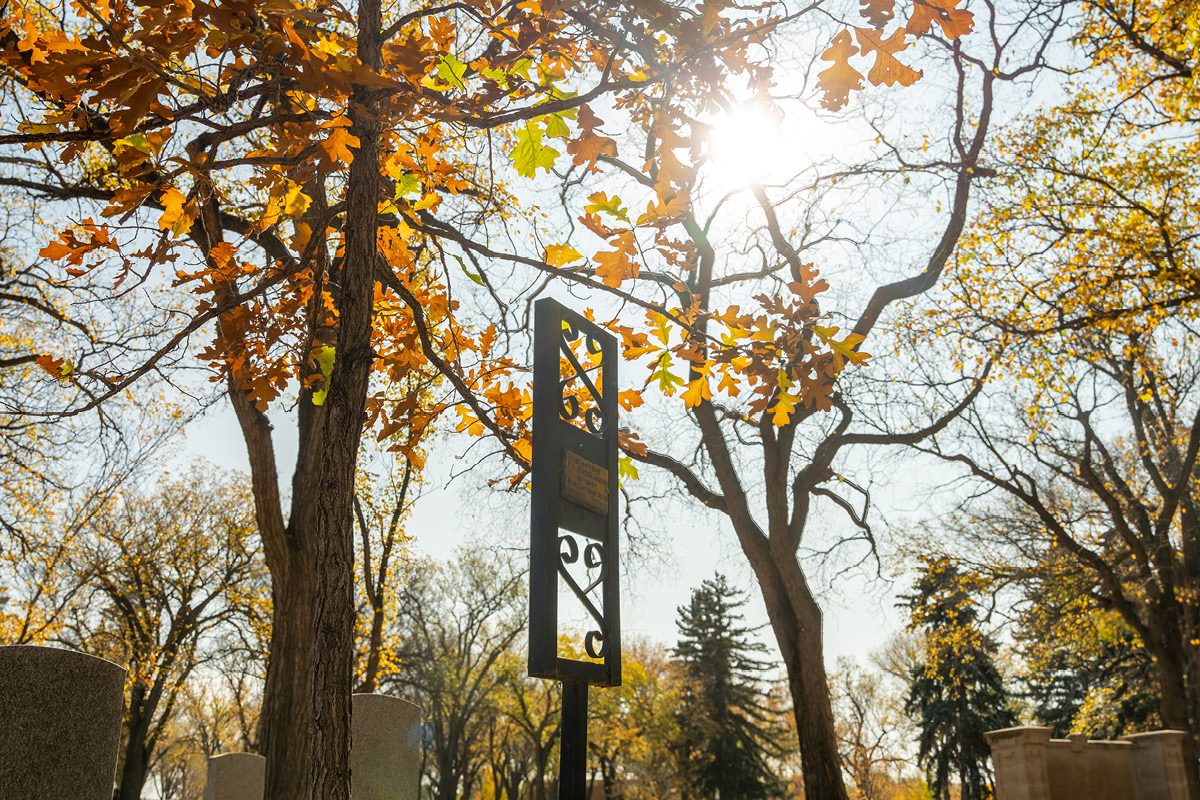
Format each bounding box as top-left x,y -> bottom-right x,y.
558,534 -> 609,659
559,320 -> 608,436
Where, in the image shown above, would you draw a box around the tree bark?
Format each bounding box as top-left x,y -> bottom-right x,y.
690,403 -> 850,800
306,0 -> 384,795
115,684 -> 152,800
258,547 -> 316,800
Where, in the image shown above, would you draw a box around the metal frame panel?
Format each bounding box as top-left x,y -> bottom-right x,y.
529,298 -> 622,687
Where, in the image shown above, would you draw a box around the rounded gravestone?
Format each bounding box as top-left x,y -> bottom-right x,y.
0,645 -> 126,800
203,752 -> 266,800
352,693 -> 423,800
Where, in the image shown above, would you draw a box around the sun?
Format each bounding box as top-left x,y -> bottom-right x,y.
706,102 -> 786,189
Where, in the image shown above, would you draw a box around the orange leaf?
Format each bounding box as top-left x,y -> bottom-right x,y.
568,133 -> 618,170
817,30 -> 864,111
859,0 -> 895,28
855,28 -> 922,87
681,376 -> 712,408
158,187 -> 187,231
319,127 -> 361,167
906,0 -> 974,39
617,389 -> 644,411
593,232 -> 638,288
545,243 -> 583,267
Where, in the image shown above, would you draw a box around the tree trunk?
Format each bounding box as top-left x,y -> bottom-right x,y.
1148,627 -> 1200,800
739,530 -> 846,796
259,550 -> 316,800
115,685 -> 152,800
361,599 -> 385,693
306,0 -> 384,795
769,557 -> 847,800
691,405 -> 850,800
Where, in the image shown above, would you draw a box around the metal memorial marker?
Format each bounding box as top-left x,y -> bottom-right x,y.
529,298 -> 622,800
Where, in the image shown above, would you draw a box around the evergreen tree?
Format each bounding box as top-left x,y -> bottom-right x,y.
673,574 -> 786,800
904,559 -> 1016,800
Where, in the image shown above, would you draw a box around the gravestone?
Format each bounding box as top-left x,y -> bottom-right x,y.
0,645 -> 125,800
203,752 -> 266,800
351,693 -> 422,800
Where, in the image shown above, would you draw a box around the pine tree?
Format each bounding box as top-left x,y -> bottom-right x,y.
673,574 -> 786,800
904,559 -> 1016,800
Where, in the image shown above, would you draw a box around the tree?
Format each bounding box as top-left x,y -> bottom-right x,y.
481,650 -> 561,800
586,640 -> 680,800
903,559 -> 1015,800
427,6 -> 1055,796
673,573 -> 787,800
0,1 -> 798,795
902,3 -> 1200,791
831,658 -> 915,800
496,652 -> 563,800
385,549 -> 526,800
39,466 -> 266,800
353,446 -> 416,693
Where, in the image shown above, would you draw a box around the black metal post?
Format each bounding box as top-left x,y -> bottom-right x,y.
559,680 -> 589,800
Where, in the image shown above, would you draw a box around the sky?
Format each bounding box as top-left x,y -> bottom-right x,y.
184,382 -> 916,677
175,82 -> 952,679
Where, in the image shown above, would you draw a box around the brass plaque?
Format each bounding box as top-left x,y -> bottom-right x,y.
562,451 -> 609,515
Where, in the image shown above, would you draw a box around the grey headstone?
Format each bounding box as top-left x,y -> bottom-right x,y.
203,752 -> 266,800
0,645 -> 126,800
352,693 -> 423,800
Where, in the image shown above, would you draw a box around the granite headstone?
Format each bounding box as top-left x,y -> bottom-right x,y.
203,752 -> 266,800
351,693 -> 423,800
0,645 -> 126,800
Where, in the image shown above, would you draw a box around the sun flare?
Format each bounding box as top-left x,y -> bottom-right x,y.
706,103 -> 786,189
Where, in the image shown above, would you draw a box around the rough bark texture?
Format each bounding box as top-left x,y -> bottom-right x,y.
115,692 -> 151,800
305,0 -> 384,795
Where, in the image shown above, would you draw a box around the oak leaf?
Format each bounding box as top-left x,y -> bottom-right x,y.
906,0 -> 974,39
36,354 -> 72,382
509,122 -> 559,177
681,376 -> 712,408
817,31 -> 864,111
319,127 -> 361,167
158,187 -> 188,231
584,192 -> 630,223
855,28 -> 922,87
568,133 -> 618,171
544,244 -> 583,267
859,0 -> 895,28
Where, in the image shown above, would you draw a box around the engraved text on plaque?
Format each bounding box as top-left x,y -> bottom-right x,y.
561,451 -> 609,515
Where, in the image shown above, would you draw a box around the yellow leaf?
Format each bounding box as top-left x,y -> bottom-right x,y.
545,244 -> 583,267
158,188 -> 187,231
283,183 -> 312,216
681,376 -> 712,408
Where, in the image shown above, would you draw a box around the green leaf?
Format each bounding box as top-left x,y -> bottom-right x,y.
114,133 -> 151,154
649,352 -> 684,394
395,174 -> 421,198
509,122 -> 559,178
584,192 -> 630,223
455,254 -> 484,286
543,112 -> 570,140
436,54 -> 468,90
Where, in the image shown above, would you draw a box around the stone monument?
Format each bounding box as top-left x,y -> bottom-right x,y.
0,645 -> 126,800
351,693 -> 423,800
987,726 -> 1190,800
203,752 -> 266,800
